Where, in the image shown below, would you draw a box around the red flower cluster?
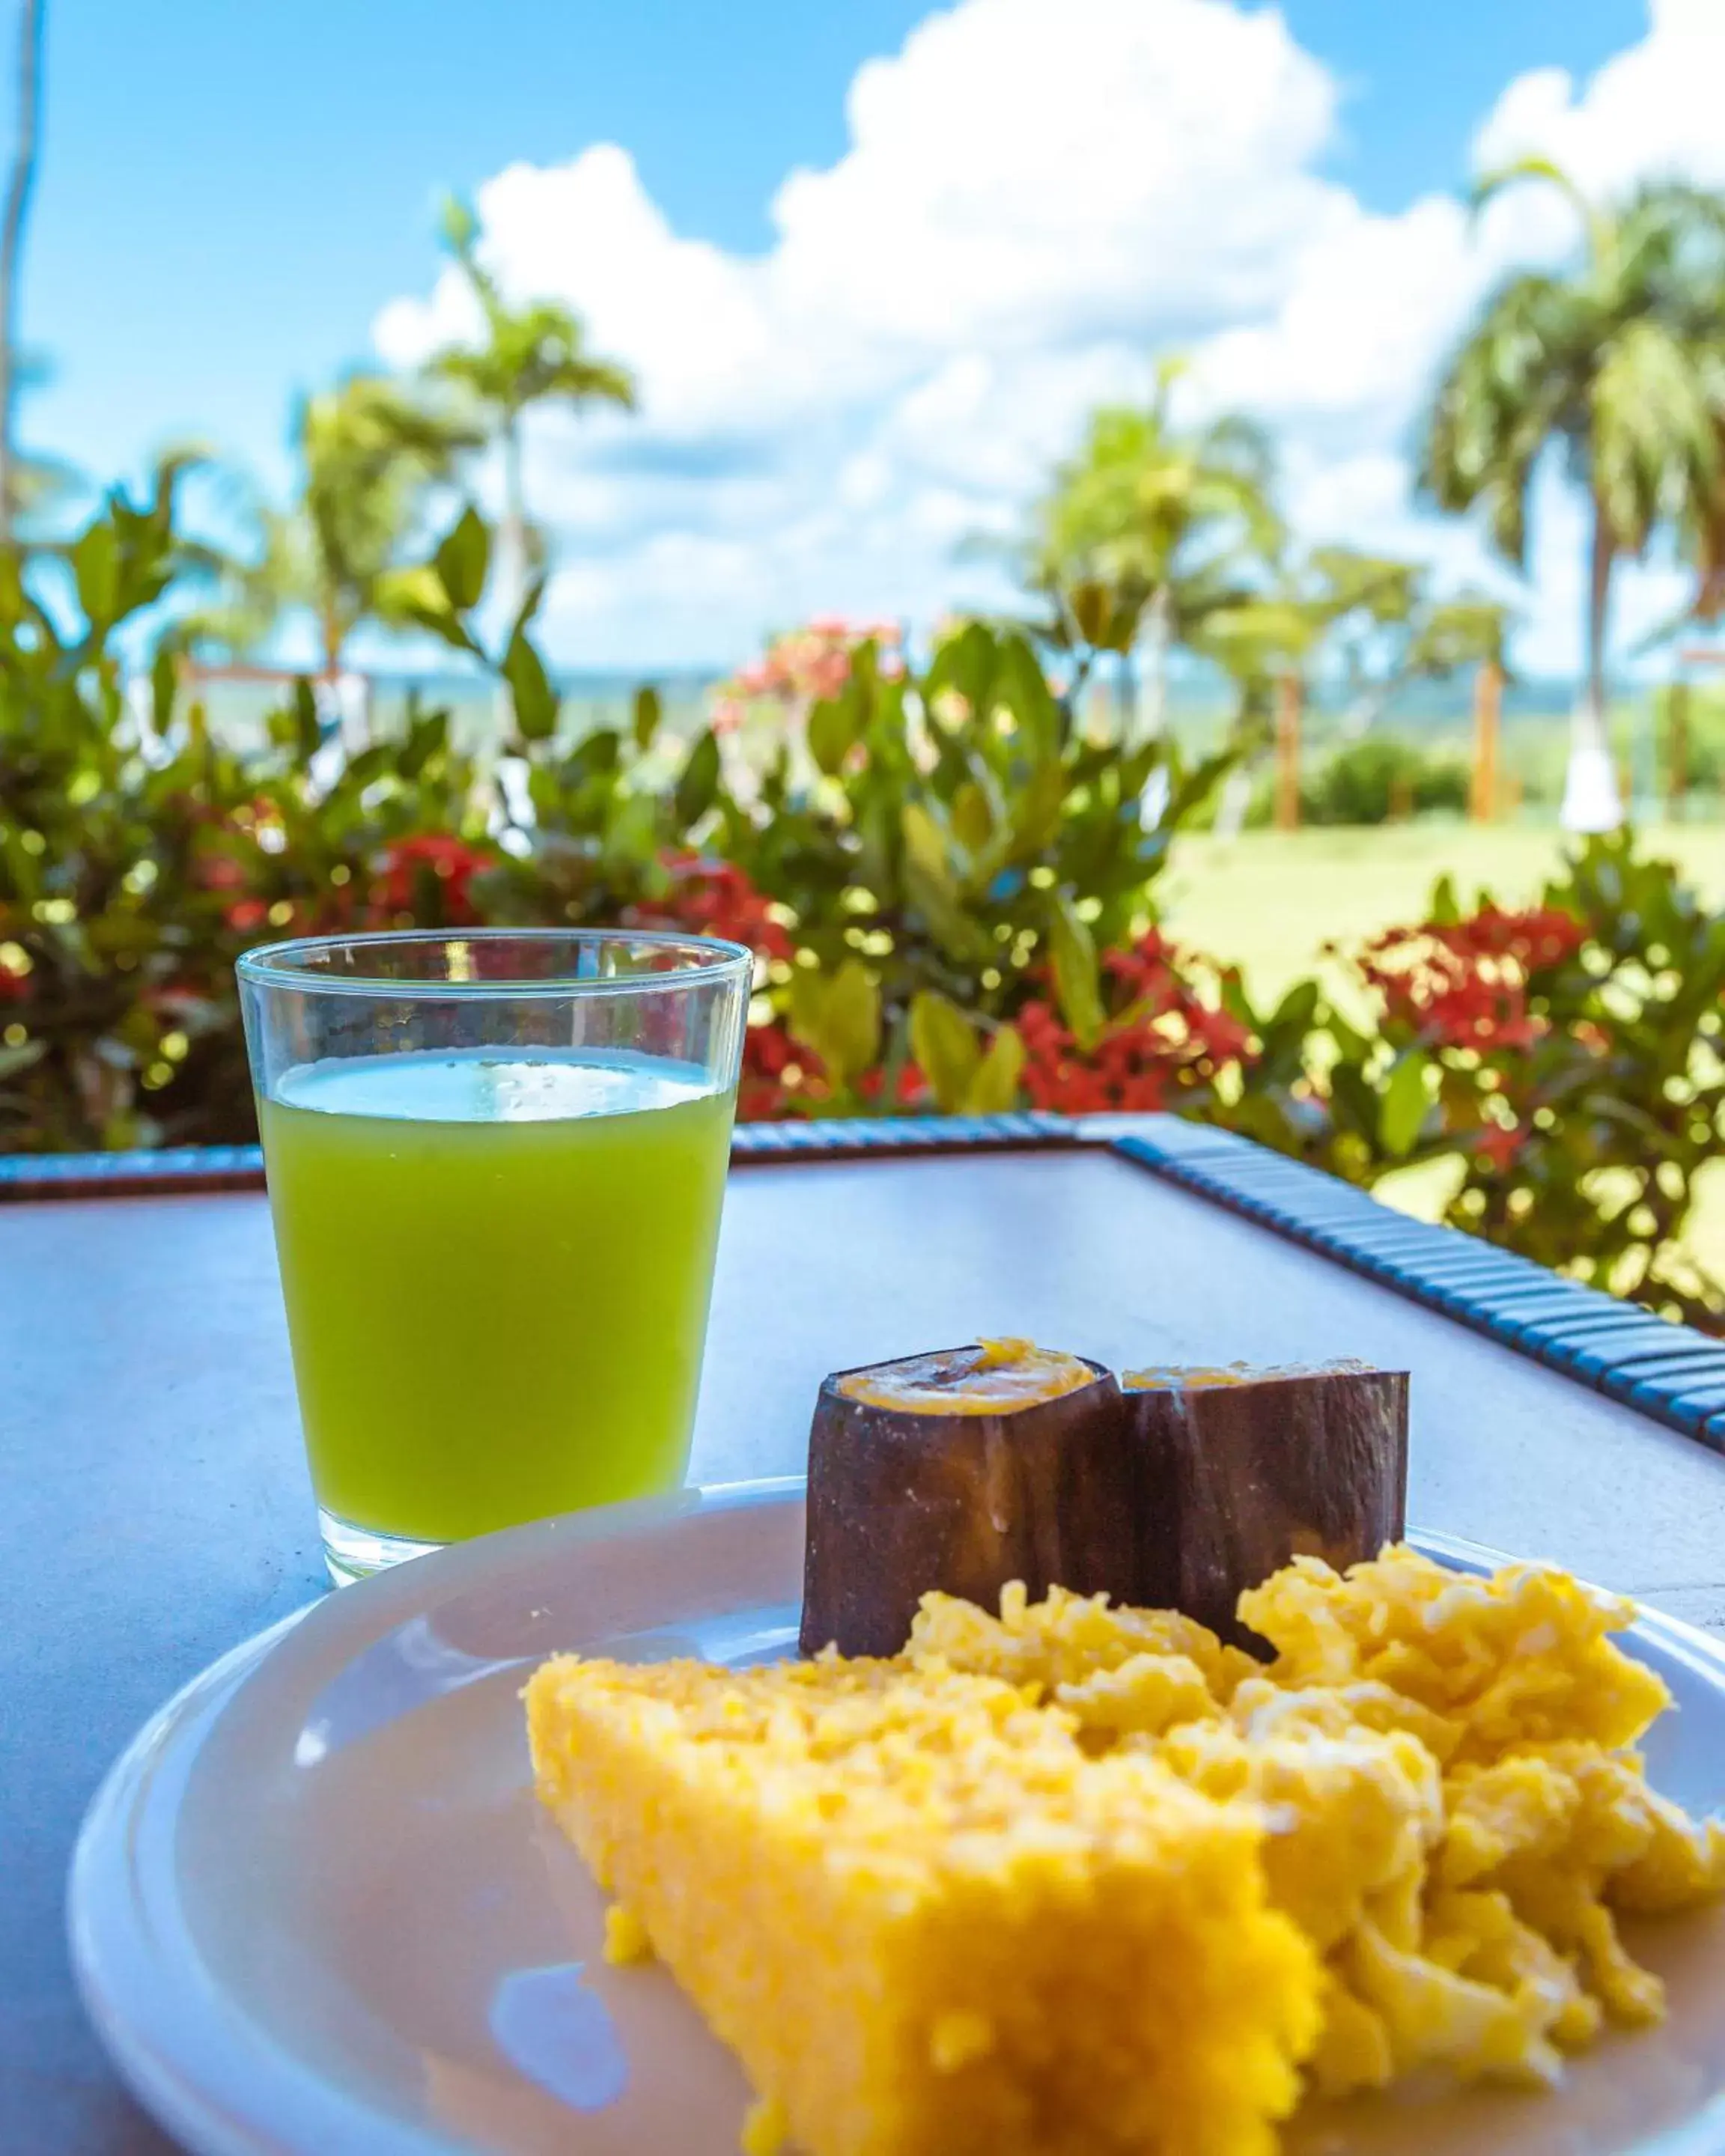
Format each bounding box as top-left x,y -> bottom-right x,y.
736,1038 -> 931,1123
372,835 -> 493,926
857,1060 -> 931,1112
1473,1121 -> 1524,1173
189,845 -> 267,934
737,1017 -> 800,1122
629,856 -> 803,1119
1359,905 -> 1585,1053
643,855 -> 794,963
1019,928 -> 1255,1114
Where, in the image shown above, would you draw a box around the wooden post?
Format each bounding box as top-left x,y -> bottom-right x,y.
1470,659 -> 1503,823
1667,680 -> 1691,823
1274,674 -> 1301,832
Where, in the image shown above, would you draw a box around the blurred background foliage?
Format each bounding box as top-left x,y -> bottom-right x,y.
4,481 -> 1724,1333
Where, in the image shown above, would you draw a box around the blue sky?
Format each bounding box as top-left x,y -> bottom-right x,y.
22,0 -> 1643,489
10,0 -> 1709,672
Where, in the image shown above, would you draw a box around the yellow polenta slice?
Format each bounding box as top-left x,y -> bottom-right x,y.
526,1651 -> 1319,2156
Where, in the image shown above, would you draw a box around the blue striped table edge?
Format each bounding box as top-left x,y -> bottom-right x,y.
729,1111 -> 1074,1159
1108,1118 -> 1725,1454
0,1145 -> 268,1199
0,1112 -> 1079,1202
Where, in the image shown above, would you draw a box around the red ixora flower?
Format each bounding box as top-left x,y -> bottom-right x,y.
1473,1120 -> 1524,1173
1019,926 -> 1256,1115
736,1014 -> 799,1122
1358,905 -> 1585,1055
856,1060 -> 931,1112
372,835 -> 493,925
634,854 -> 794,964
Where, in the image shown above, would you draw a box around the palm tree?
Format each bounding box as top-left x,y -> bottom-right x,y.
204,373 -> 483,680
1030,359 -> 1283,737
425,195 -> 635,615
1421,160 -> 1725,829
1303,546 -> 1512,736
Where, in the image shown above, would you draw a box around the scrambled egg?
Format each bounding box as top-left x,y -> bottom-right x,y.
907,1544 -> 1725,2100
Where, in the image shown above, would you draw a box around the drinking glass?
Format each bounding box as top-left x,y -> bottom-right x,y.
238,928 -> 752,1584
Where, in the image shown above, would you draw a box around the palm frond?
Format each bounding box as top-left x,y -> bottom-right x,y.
1592,317 -> 1721,554
1470,155 -> 1608,264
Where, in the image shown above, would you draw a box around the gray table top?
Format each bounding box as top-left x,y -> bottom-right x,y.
7,1132 -> 1725,2153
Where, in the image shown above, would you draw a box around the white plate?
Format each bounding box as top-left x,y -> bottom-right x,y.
70,1482 -> 1725,2156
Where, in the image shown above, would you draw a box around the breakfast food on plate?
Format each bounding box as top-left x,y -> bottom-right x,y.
526,1542 -> 1725,2156
907,1546 -> 1725,2098
527,1648 -> 1320,2156
800,1342 -> 1408,1655
799,1340 -> 1132,1657
1121,1360 -> 1408,1648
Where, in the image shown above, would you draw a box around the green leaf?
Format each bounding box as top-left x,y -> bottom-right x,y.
0,545 -> 25,625
1069,579 -> 1143,654
965,1023 -> 1025,1114
565,727 -> 620,783
1049,897 -> 1106,1053
910,989 -> 982,1111
1428,874 -> 1461,928
1008,763 -> 1067,858
1379,1050 -> 1432,1157
290,674 -> 320,761
433,505 -> 491,614
951,781 -> 994,856
606,788 -> 659,865
502,630 -> 559,741
790,959 -> 880,1084
924,620 -> 997,719
675,728 -> 722,829
901,801 -> 953,888
0,1039 -> 45,1082
632,684 -> 662,752
71,521 -> 119,627
995,633 -> 1061,762
150,643 -> 180,738
398,707 -> 448,780
808,692 -> 860,777
1268,977 -> 1321,1037
377,565 -> 481,657
823,960 -> 882,1084
509,571 -> 549,642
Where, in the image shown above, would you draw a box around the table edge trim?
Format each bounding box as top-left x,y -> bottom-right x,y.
1107,1120 -> 1725,1456
0,1112 -> 1081,1200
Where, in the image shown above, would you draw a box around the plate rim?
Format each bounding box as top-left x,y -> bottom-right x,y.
67,1483 -> 1725,2156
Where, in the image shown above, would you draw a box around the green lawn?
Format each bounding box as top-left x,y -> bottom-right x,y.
1163,821 -> 1725,1007
1159,819 -> 1725,1289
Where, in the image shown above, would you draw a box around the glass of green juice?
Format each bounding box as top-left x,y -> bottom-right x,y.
237,928 -> 752,1584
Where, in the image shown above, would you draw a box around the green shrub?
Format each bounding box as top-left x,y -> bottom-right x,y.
1300,734 -> 1470,825
1226,836 -> 1725,1329
0,484 -> 1232,1147
4,488 -> 1722,1330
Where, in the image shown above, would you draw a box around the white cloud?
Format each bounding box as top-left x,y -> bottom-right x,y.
373,0 -> 1724,680
1476,0 -> 1725,199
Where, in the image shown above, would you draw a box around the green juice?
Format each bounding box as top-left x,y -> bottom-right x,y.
258,1049 -> 734,1544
